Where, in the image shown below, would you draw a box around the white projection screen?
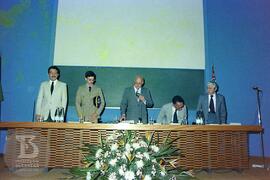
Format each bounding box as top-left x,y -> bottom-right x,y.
53,0 -> 205,69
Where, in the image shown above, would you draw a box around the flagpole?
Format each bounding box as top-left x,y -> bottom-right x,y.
211,64 -> 216,82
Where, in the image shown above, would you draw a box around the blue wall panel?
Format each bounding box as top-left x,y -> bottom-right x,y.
1,0 -> 270,156
0,0 -> 58,152
204,0 -> 270,156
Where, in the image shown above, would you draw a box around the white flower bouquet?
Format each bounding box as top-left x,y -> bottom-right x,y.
70,130 -> 191,180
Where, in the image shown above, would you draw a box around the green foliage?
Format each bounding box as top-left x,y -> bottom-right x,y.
69,130 -> 194,180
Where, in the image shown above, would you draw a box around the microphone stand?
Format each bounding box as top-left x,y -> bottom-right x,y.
138,101 -> 143,124
32,100 -> 36,122
136,92 -> 143,124
254,88 -> 266,169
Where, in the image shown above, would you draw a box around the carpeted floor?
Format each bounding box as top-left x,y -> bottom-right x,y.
0,157 -> 269,179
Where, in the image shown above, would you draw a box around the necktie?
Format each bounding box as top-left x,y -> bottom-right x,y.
135,89 -> 139,96
173,109 -> 178,123
209,95 -> 215,113
89,86 -> 91,92
50,82 -> 54,94
136,90 -> 140,101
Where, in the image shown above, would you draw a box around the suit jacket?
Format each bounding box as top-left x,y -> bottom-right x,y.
75,84 -> 105,123
157,103 -> 188,124
120,86 -> 154,123
36,80 -> 67,120
197,93 -> 227,124
0,84 -> 3,102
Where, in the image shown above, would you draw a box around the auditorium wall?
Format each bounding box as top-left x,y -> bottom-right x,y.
0,0 -> 269,157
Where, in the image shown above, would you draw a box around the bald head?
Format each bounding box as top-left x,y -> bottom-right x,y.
134,75 -> 145,89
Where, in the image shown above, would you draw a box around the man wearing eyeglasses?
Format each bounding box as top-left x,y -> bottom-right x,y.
157,95 -> 188,125
120,75 -> 154,124
197,81 -> 227,124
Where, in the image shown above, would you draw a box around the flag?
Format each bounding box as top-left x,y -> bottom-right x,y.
211,64 -> 216,82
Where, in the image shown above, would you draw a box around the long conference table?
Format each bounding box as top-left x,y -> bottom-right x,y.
0,122 -> 262,170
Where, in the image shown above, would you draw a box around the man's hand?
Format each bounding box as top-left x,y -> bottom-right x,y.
35,114 -> 42,122
79,114 -> 84,123
90,112 -> 98,120
138,95 -> 145,102
119,114 -> 126,122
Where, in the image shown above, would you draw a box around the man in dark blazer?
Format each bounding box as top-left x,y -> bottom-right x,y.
197,81 -> 227,124
120,75 -> 154,124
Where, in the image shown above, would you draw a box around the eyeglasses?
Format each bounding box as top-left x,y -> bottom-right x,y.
86,78 -> 95,82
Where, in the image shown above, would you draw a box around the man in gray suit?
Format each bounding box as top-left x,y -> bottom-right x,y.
120,75 -> 154,124
36,66 -> 67,122
197,81 -> 227,124
157,95 -> 188,125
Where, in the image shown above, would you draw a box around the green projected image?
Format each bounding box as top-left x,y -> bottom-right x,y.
54,0 -> 205,69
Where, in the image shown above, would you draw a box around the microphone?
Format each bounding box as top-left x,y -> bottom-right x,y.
136,92 -> 141,97
252,86 -> 262,92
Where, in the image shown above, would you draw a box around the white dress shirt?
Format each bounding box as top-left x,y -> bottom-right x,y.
134,86 -> 146,104
49,79 -> 58,86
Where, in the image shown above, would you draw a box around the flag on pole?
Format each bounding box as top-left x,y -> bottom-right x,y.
211,64 -> 216,82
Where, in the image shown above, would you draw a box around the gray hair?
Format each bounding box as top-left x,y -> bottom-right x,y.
207,81 -> 218,91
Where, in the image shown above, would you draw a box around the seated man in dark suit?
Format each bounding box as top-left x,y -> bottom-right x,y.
120,75 -> 154,124
197,81 -> 227,124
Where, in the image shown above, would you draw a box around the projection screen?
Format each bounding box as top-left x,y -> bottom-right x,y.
53,0 -> 205,69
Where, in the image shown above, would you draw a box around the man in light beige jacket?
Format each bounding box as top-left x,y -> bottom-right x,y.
76,71 -> 105,123
36,66 -> 67,122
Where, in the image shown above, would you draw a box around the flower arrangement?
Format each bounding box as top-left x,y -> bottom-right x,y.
70,130 -> 192,180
